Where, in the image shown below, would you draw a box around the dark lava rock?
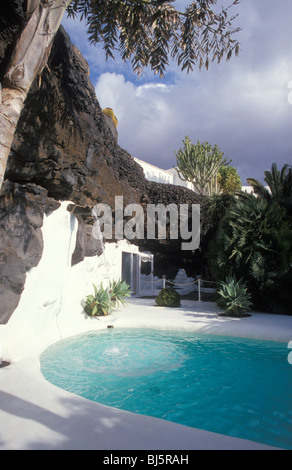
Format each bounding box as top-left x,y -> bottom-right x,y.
0,181 -> 60,323
0,15 -> 206,323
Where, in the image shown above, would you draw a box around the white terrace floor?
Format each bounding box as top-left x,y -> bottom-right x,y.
1,298 -> 292,450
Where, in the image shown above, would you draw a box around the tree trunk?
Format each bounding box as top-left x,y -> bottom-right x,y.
0,0 -> 71,190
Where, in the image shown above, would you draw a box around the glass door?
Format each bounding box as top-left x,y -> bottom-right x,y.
122,252 -> 135,295
138,254 -> 154,296
122,252 -> 154,296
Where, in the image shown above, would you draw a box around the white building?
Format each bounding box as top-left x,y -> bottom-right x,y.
133,157 -> 269,195
133,157 -> 193,190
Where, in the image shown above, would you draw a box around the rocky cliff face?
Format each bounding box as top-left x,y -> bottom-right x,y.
0,181 -> 60,323
5,26 -> 146,207
0,14 -> 202,324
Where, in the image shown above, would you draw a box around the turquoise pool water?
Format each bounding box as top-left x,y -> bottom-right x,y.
40,328 -> 292,449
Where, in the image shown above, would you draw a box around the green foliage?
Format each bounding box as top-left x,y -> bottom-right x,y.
155,287 -> 181,307
84,283 -> 114,316
84,279 -> 131,316
203,192 -> 236,229
175,137 -> 231,195
217,275 -> 252,316
109,279 -> 132,307
207,163 -> 292,313
247,162 -> 292,216
208,195 -> 292,312
218,165 -> 242,193
67,1 -> 241,78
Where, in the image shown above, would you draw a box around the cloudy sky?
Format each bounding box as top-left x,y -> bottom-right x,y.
62,0 -> 292,184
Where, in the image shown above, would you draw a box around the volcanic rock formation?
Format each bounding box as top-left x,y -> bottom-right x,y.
0,7 -> 202,323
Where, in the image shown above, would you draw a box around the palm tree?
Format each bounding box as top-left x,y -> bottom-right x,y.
247,163 -> 292,215
203,192 -> 236,228
208,194 -> 292,312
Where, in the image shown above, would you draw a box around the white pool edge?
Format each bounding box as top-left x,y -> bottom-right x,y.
1,298 -> 291,450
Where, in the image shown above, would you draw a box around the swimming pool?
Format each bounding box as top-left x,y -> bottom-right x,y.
40,328 -> 292,449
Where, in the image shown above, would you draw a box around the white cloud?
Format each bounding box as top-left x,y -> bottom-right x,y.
64,0 -> 292,183
95,47 -> 291,181
95,74 -> 176,159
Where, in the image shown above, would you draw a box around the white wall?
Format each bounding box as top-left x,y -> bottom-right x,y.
133,157 -> 173,184
241,185 -> 270,195
165,167 -> 194,190
133,157 -> 194,190
134,156 -> 271,195
0,203 -> 140,361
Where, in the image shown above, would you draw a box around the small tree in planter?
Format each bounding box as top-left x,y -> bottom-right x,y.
155,288 -> 181,308
217,275 -> 253,317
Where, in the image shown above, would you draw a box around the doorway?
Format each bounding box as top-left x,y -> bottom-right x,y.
122,252 -> 154,296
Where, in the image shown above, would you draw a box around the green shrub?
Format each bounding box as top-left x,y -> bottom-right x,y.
208,194 -> 292,313
84,279 -> 131,316
217,275 -> 253,316
109,279 -> 132,307
84,283 -> 114,316
155,288 -> 181,307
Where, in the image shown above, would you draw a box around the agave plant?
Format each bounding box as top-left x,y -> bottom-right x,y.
84,283 -> 115,316
84,280 -> 132,316
108,279 -> 132,307
217,275 -> 253,316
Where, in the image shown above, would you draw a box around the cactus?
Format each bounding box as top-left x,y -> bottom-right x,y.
175,137 -> 231,196
102,108 -> 118,128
